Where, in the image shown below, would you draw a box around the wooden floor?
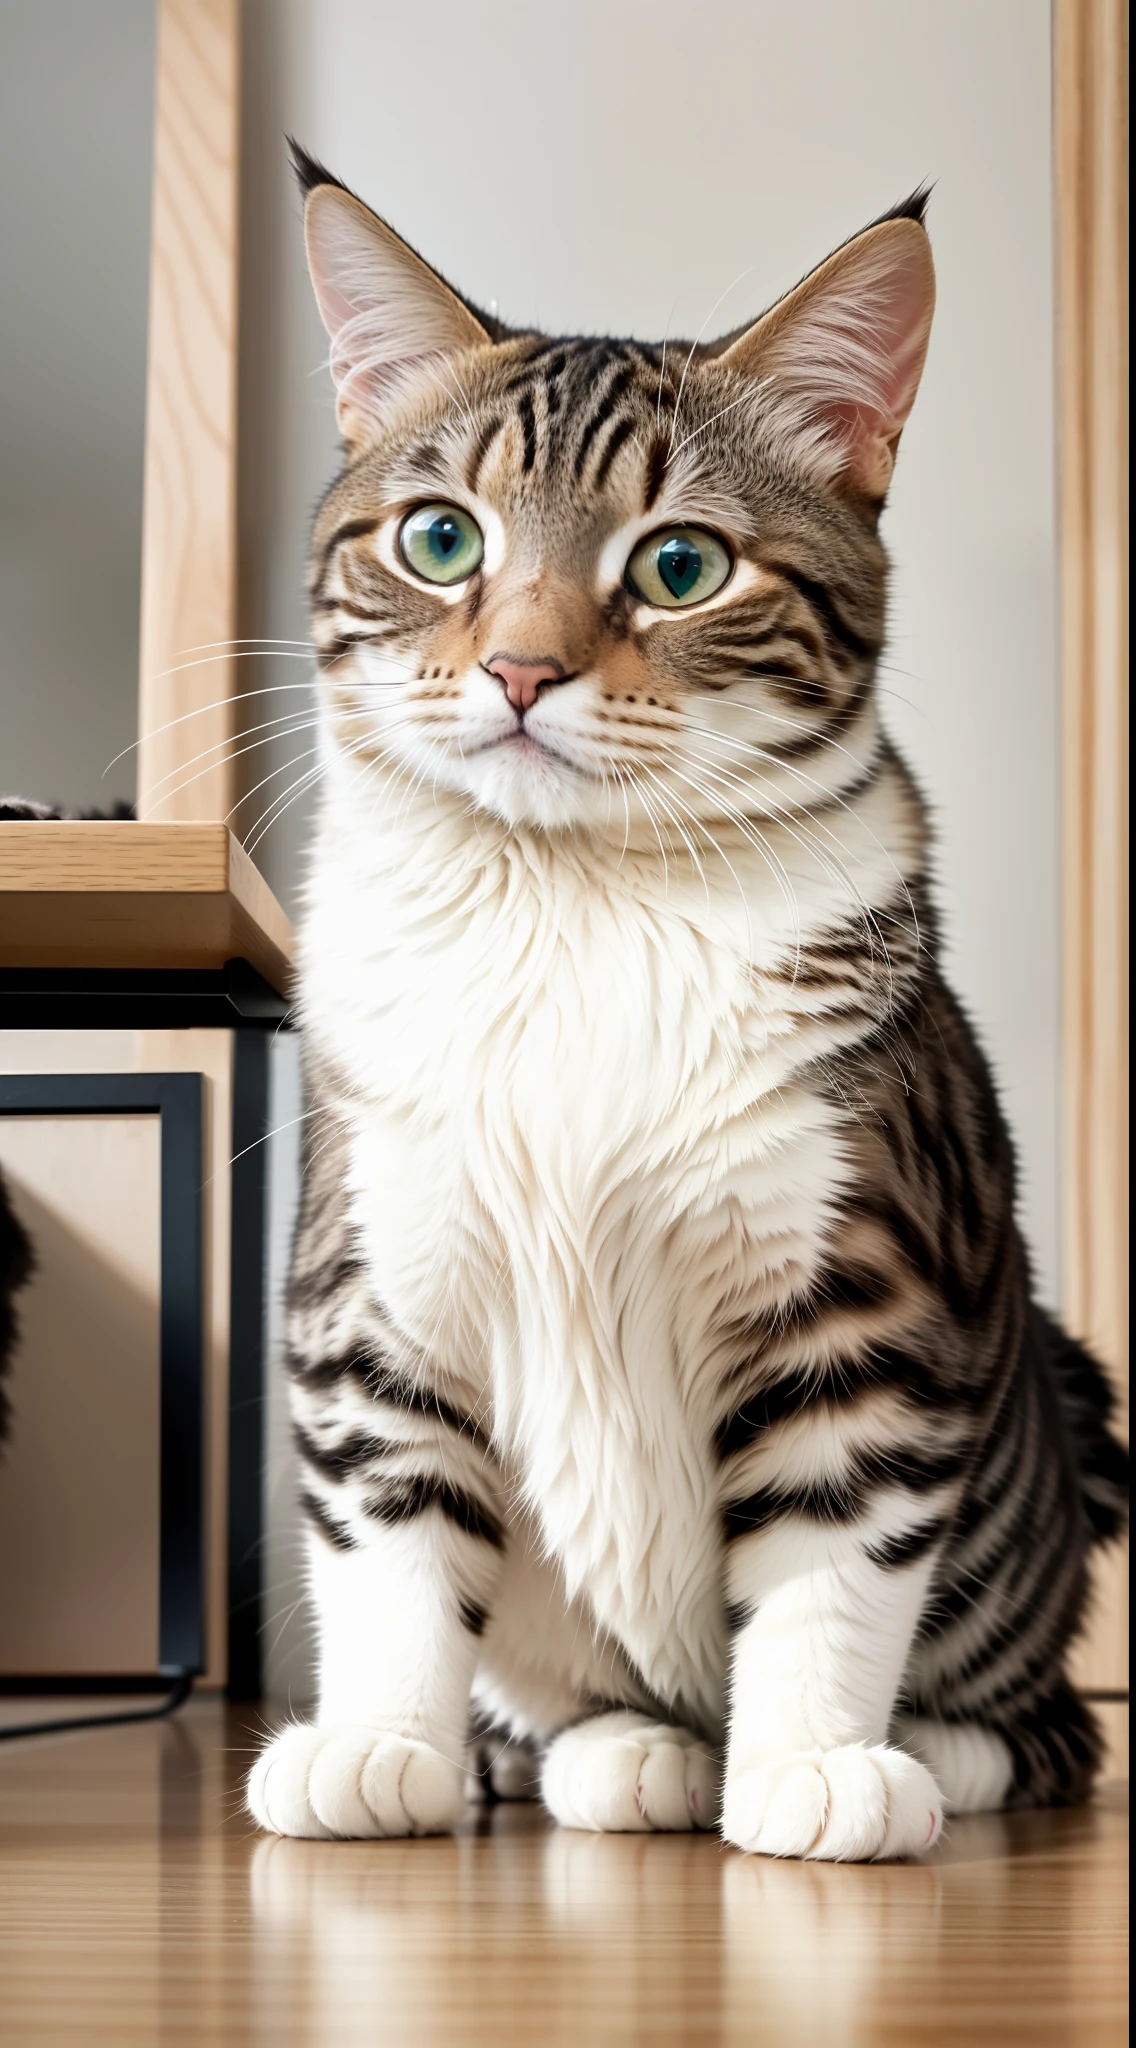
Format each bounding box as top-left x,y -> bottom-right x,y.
0,1702 -> 1127,2046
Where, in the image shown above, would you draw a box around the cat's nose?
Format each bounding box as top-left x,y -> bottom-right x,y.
483,654 -> 566,712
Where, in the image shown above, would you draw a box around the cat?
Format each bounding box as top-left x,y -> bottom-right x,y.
247,148 -> 1127,1859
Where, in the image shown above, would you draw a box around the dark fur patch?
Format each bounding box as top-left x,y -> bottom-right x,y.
363,1474 -> 505,1547
299,1489 -> 357,1551
643,437 -> 669,510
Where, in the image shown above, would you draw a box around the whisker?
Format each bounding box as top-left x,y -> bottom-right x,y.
611,764 -> 634,866
104,677 -> 318,776
673,742 -> 899,983
225,741 -> 327,824
640,791 -> 760,1113
668,263 -> 755,454
684,719 -> 919,951
668,389 -> 755,462
656,299 -> 677,437
239,743 -> 343,857
687,689 -> 877,785
642,767 -> 759,963
162,636 -> 316,659
136,713 -> 323,815
684,717 -> 873,818
704,667 -> 921,721
425,358 -> 480,439
627,768 -> 673,891
656,753 -> 799,965
636,765 -> 712,909
213,1100 -> 353,1181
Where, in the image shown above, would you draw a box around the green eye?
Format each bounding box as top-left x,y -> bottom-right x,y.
626,527 -> 732,609
399,503 -> 484,585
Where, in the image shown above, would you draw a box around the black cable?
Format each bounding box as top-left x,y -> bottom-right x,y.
0,1669 -> 193,1742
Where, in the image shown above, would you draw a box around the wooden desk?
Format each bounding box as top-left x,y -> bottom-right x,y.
0,823 -> 292,994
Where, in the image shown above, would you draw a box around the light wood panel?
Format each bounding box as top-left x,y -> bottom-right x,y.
0,823 -> 292,990
1055,0 -> 1129,1693
0,1117 -> 162,1674
136,0 -> 241,824
0,1704 -> 1127,2047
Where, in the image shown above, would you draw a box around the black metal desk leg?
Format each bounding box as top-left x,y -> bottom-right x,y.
227,1029 -> 269,1699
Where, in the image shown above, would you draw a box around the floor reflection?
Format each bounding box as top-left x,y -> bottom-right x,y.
244,1800 -> 1077,2046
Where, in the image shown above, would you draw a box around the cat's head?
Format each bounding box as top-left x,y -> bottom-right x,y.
297,146 -> 934,837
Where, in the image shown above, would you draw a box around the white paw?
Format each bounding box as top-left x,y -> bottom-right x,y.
722,1743 -> 943,1861
247,1724 -> 467,1840
543,1716 -> 721,1833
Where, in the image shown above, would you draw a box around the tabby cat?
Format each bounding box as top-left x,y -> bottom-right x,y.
248,150 -> 1127,1859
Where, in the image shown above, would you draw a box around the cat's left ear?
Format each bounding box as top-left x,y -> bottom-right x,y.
716,194 -> 936,501
291,143 -> 494,443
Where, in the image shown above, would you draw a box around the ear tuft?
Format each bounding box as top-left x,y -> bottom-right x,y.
287,138 -> 349,203
718,200 -> 936,501
865,184 -> 933,233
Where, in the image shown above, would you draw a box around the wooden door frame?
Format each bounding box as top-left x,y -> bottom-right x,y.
136,0 -> 241,826
1054,0 -> 1129,1699
133,0 -> 246,1690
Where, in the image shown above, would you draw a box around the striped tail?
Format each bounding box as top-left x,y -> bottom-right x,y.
1031,1304 -> 1129,1545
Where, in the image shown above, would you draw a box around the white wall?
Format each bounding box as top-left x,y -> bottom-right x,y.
0,0 -> 155,811
238,0 -> 1060,1697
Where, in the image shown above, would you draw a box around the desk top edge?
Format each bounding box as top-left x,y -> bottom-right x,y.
0,824 -> 294,989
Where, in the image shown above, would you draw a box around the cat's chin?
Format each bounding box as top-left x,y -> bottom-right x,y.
435,737 -> 608,832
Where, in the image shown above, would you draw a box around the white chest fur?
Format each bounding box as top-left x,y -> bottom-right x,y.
299,786 -> 891,1719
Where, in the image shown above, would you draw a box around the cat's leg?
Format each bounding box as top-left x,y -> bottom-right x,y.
247,1092 -> 513,1841
722,1520 -> 946,1861
247,1318 -> 507,1841
248,1500 -> 505,1839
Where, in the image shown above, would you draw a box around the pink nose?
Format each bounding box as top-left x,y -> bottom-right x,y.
484,654 -> 565,712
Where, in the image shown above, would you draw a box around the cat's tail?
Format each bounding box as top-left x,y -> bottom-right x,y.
1031,1303 -> 1129,1544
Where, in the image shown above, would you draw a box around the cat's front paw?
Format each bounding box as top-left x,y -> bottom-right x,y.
722,1743 -> 942,1861
247,1724 -> 467,1839
542,1714 -> 721,1833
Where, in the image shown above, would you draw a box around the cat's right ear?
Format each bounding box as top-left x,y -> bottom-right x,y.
292,144 -> 493,445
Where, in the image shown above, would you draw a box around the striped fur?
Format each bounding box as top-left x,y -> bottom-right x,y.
247,157 -> 1127,1856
